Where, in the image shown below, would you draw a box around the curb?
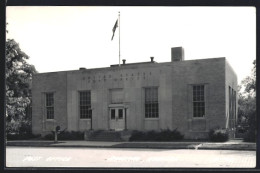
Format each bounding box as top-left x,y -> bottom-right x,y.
196,147 -> 256,151
6,142 -> 256,151
6,145 -> 256,151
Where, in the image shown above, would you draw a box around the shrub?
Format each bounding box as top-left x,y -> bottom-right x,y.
243,131 -> 256,142
59,131 -> 84,140
243,111 -> 256,142
129,130 -> 145,141
7,133 -> 41,140
6,120 -> 21,134
43,133 -> 54,140
158,129 -> 184,141
19,121 -> 32,134
129,129 -> 184,141
146,130 -> 158,140
43,131 -> 84,140
208,128 -> 229,142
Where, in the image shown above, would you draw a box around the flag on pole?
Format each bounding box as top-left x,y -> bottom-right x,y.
111,19 -> 118,40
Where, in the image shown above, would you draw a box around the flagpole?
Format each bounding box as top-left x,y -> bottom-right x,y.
118,11 -> 121,67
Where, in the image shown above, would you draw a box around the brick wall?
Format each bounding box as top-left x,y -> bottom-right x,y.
32,72 -> 67,135
32,57 -> 237,139
170,58 -> 226,139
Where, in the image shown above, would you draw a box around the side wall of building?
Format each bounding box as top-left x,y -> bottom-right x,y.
32,72 -> 67,135
171,58 -> 226,139
225,60 -> 238,138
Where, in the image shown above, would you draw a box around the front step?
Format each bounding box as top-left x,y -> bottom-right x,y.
87,131 -> 123,142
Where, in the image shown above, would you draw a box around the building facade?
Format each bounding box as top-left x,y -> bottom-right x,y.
32,47 -> 238,139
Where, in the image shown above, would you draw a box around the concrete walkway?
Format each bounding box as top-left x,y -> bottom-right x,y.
6,139 -> 256,150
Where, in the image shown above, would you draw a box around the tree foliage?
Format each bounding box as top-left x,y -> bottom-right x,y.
237,60 -> 256,142
241,60 -> 256,97
6,39 -> 37,134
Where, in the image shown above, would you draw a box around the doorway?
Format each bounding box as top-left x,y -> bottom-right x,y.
109,108 -> 125,131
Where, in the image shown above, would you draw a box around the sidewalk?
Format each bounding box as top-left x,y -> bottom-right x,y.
6,139 -> 256,150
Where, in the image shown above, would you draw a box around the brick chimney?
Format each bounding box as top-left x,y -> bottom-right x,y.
150,57 -> 154,62
122,59 -> 126,65
171,47 -> 184,62
79,67 -> 86,70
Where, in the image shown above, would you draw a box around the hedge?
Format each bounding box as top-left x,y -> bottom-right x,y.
208,128 -> 229,142
43,131 -> 84,140
129,129 -> 184,141
7,133 -> 41,140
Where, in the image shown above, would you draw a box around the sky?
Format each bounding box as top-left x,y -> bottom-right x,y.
6,6 -> 256,83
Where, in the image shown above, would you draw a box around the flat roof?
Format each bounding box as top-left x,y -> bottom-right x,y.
33,57 -> 226,75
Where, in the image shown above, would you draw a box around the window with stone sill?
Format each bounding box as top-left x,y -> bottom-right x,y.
79,91 -> 92,119
145,87 -> 159,118
46,93 -> 54,119
193,85 -> 205,118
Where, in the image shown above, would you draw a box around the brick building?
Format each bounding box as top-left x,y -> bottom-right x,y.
32,47 -> 237,139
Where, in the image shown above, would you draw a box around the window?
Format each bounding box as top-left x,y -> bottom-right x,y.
145,87 -> 159,118
118,109 -> 123,119
193,85 -> 205,118
46,93 -> 54,119
79,91 -> 92,119
229,87 -> 233,119
229,86 -> 236,128
111,109 -> 115,119
234,90 -> 236,119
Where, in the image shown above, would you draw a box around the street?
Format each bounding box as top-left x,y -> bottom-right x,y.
6,147 -> 256,168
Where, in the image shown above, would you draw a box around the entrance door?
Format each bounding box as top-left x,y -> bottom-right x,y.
110,108 -> 125,131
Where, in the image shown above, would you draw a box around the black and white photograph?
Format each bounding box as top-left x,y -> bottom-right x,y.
5,6 -> 256,168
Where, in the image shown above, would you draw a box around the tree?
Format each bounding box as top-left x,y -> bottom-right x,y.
6,38 -> 37,134
237,60 -> 256,142
241,60 -> 256,97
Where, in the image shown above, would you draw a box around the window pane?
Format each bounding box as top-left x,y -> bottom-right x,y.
46,93 -> 54,106
118,109 -> 123,119
111,109 -> 115,119
46,107 -> 54,119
